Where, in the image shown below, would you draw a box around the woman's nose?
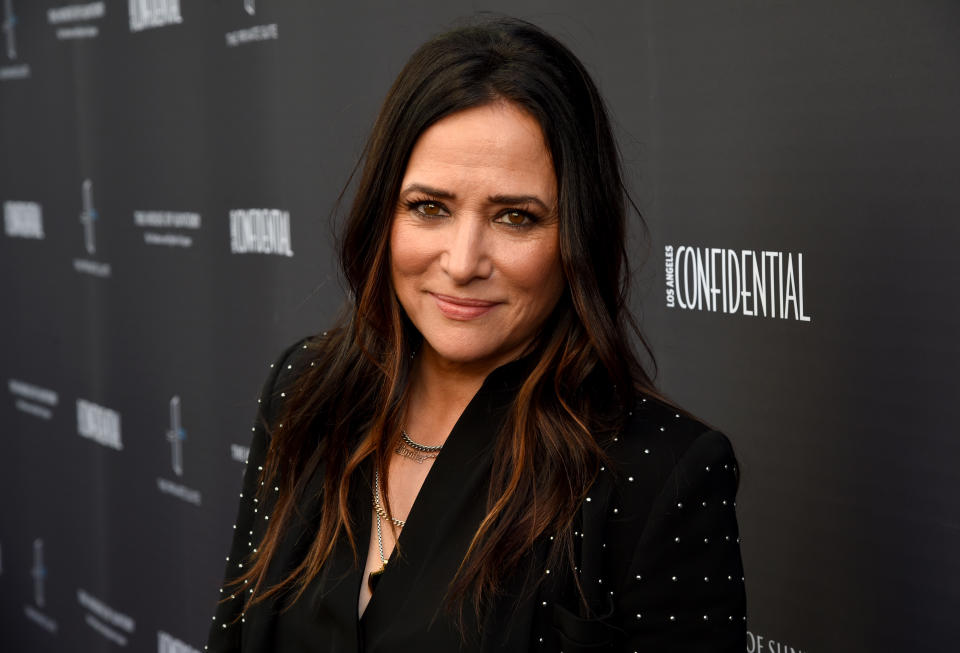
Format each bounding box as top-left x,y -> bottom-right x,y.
441,216 -> 493,284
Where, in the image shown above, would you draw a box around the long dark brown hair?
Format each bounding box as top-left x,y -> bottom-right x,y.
223,13 -> 691,632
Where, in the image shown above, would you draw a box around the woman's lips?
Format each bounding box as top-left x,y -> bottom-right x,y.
430,293 -> 499,320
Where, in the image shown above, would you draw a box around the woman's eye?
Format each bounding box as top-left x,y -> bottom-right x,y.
416,202 -> 445,217
498,210 -> 533,227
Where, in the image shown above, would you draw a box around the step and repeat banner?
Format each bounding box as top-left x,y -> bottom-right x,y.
1,2 -> 957,652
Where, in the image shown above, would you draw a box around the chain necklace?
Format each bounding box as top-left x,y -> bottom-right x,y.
369,467 -> 403,591
395,429 -> 443,463
373,467 -> 405,528
368,428 -> 441,591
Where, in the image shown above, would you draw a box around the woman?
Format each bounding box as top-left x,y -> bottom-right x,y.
206,15 -> 746,653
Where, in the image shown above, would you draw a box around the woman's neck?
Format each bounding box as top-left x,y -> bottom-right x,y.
402,345 -> 506,447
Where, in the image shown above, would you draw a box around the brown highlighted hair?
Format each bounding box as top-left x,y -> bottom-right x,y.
223,13 -> 687,634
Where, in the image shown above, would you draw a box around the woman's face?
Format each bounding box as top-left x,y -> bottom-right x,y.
390,101 -> 566,372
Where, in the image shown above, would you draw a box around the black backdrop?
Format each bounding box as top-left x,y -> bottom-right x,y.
2,2 -> 958,652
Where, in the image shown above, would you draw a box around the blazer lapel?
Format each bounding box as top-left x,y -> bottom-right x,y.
360,356 -> 534,651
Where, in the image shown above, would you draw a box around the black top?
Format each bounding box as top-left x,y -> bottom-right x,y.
205,336 -> 747,652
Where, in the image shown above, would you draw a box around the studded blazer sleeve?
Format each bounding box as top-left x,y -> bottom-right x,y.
541,405 -> 747,652
615,427 -> 746,650
203,337 -> 308,653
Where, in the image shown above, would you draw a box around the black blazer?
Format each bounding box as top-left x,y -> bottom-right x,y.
205,337 -> 747,652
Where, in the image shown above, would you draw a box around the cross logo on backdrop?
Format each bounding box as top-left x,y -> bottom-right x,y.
2,0 -> 16,60
78,179 -> 97,255
31,538 -> 46,608
165,396 -> 187,477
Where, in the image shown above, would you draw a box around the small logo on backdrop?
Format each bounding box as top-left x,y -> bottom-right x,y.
128,0 -> 182,32
158,631 -> 202,653
664,245 -> 811,322
225,0 -> 277,47
32,539 -> 45,607
8,379 -> 58,419
3,201 -> 44,238
1,0 -> 30,80
76,399 -> 123,450
134,210 -> 200,248
3,0 -> 16,58
231,442 -> 251,484
166,396 -> 186,476
747,630 -> 807,653
47,1 -> 105,40
73,179 -> 112,277
157,395 -> 202,506
230,443 -> 250,463
80,179 -> 96,254
229,208 -> 294,256
77,588 -> 136,646
24,538 -> 58,633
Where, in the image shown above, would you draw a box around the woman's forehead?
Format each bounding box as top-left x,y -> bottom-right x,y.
401,102 -> 557,204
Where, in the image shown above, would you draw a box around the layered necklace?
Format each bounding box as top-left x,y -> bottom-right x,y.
368,429 -> 443,591
395,429 -> 444,463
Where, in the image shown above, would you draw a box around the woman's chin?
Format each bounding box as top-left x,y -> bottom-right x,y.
420,340 -> 511,370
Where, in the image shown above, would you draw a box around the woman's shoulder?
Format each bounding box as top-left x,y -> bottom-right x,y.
620,393 -> 735,461
601,392 -> 739,509
254,332 -> 330,426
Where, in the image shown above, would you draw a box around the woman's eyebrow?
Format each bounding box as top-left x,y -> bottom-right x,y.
400,184 -> 550,211
401,183 -> 456,200
488,194 -> 550,212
